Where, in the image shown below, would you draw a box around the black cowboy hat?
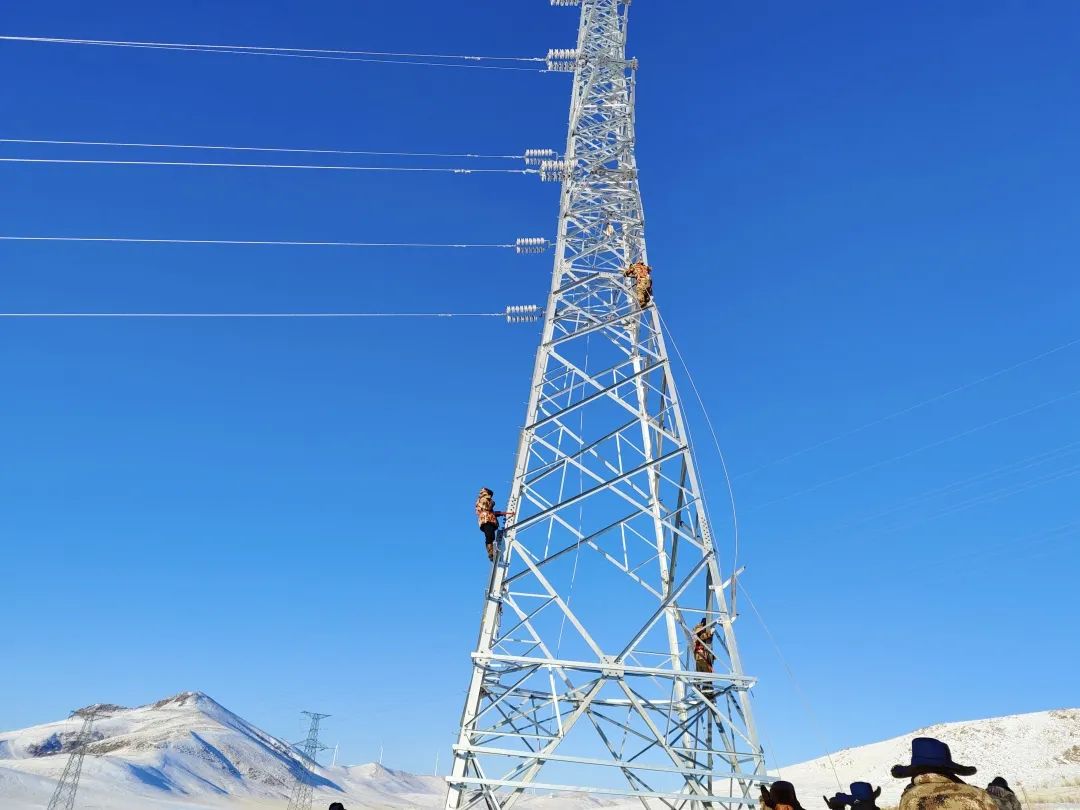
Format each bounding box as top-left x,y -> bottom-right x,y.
762,780 -> 805,810
849,782 -> 881,803
328,803 -> 347,810
823,792 -> 852,809
989,777 -> 1012,791
891,737 -> 976,778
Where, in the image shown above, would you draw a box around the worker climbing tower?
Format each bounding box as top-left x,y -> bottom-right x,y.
445,2 -> 768,809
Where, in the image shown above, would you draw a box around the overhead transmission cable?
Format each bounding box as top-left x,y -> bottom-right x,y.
0,235 -> 552,254
0,309 -> 540,320
0,236 -> 520,249
0,157 -> 535,174
0,306 -> 544,322
736,333 -> 1080,480
0,138 -> 528,160
0,35 -> 552,71
818,438 -> 1080,535
749,384 -> 1080,512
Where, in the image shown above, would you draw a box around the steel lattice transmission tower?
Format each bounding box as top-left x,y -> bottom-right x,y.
444,1 -> 768,808
286,711 -> 331,810
47,708 -> 99,810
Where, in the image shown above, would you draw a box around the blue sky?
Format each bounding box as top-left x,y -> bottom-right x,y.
2,0 -> 1078,777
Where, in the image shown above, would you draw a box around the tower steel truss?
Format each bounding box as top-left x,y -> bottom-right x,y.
286,711 -> 330,810
445,2 -> 768,808
47,708 -> 99,810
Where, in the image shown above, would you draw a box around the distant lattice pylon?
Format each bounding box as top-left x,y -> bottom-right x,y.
286,711 -> 331,810
46,708 -> 99,810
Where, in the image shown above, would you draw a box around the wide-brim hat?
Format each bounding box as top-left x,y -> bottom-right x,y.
849,782 -> 881,803
763,780 -> 805,810
823,792 -> 852,809
891,737 -> 976,778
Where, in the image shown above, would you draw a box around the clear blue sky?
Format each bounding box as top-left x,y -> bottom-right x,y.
2,0 -> 1078,776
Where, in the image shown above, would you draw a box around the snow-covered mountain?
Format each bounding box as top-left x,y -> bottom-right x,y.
777,708 -> 1080,808
0,691 -> 622,809
0,691 -> 352,809
1,693 -> 1076,809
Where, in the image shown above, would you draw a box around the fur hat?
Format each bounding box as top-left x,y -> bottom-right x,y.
891,737 -> 976,779
988,777 -> 1012,791
762,781 -> 805,810
849,783 -> 881,804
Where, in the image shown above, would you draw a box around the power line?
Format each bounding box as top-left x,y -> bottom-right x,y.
0,236 -> 518,248
0,34 -> 546,61
0,35 -> 550,71
869,461 -> 1080,538
736,333 -> 1080,480
819,438 -> 1080,535
0,157 -> 535,173
0,137 -> 527,160
0,311 -> 509,319
749,384 -> 1080,511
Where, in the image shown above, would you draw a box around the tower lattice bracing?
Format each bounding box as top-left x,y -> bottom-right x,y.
445,2 -> 768,808
47,709 -> 98,810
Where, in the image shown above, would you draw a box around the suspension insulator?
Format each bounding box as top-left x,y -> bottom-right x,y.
523,148 -> 557,167
550,0 -> 581,6
515,237 -> 550,255
539,159 -> 568,183
546,48 -> 579,72
506,304 -> 542,324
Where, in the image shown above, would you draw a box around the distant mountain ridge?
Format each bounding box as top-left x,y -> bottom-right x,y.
1,692 -> 1076,809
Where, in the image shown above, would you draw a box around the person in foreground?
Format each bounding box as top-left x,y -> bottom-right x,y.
892,737 -> 998,810
986,776 -> 1022,810
849,782 -> 881,810
761,780 -> 806,810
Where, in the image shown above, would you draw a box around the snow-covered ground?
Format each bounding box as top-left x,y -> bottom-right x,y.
1,691 -> 1076,809
776,708 -> 1080,808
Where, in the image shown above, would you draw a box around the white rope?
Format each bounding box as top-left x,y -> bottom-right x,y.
0,35 -> 549,71
739,584 -> 843,791
657,311 -> 742,598
737,334 -> 1080,480
0,157 -> 534,173
0,236 -> 516,248
0,312 -> 506,319
0,138 -> 526,160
